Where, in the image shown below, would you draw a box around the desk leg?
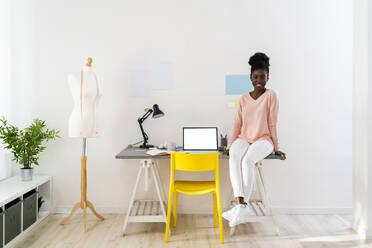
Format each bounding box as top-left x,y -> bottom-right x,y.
257,163 -> 280,236
257,163 -> 270,214
144,160 -> 149,192
150,162 -> 167,219
122,160 -> 168,237
230,161 -> 264,236
122,164 -> 144,236
153,161 -> 167,207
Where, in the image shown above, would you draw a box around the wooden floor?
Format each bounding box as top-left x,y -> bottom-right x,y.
11,213 -> 372,248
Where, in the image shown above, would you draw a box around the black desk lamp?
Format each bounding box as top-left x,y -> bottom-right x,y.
138,104 -> 164,148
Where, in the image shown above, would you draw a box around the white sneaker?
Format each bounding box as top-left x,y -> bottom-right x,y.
229,204 -> 255,227
222,205 -> 240,222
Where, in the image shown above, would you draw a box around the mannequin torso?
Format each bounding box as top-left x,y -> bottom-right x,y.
68,65 -> 102,138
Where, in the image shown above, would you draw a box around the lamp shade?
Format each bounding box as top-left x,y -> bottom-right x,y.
152,104 -> 164,118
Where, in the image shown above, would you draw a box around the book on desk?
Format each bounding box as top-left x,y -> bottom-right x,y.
145,149 -> 172,156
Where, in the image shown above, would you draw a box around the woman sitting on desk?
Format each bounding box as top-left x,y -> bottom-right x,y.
222,52 -> 286,227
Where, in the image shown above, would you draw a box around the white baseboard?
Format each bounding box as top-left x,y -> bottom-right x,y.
271,207 -> 352,215
53,205 -> 352,215
54,206 -> 127,214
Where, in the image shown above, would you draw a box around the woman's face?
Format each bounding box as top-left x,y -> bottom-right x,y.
250,69 -> 268,90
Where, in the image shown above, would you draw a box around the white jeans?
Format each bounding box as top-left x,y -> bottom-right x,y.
229,138 -> 274,200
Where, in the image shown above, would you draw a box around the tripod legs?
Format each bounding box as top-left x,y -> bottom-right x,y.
60,155 -> 104,231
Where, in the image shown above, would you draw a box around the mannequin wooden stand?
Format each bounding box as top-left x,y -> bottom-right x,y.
60,138 -> 104,231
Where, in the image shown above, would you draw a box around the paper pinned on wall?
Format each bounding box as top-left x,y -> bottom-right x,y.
227,98 -> 239,108
129,70 -> 151,97
151,62 -> 173,90
225,74 -> 253,95
227,100 -> 236,108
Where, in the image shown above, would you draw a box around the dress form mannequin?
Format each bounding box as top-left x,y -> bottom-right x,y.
68,59 -> 102,138
60,58 -> 104,231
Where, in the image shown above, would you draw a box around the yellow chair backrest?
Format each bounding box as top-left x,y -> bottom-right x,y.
170,152 -> 219,172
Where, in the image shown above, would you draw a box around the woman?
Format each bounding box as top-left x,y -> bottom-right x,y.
222,52 -> 286,227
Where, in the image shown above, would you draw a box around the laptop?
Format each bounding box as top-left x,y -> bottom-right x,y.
182,127 -> 218,153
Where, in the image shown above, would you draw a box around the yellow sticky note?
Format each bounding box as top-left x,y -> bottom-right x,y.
227,100 -> 236,108
227,98 -> 240,108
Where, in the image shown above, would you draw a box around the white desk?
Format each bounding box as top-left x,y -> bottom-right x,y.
115,146 -> 283,236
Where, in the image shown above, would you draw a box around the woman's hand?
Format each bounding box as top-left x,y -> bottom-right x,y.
275,150 -> 286,160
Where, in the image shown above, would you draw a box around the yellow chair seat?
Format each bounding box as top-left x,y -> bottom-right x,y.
175,180 -> 216,195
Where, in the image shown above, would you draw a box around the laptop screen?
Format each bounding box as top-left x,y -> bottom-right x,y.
183,127 -> 218,151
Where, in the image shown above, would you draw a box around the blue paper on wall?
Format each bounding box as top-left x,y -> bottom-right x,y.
225,75 -> 253,95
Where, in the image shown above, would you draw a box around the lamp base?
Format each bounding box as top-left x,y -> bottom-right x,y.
139,144 -> 154,149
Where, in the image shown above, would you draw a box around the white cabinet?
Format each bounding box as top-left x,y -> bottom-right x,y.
0,175 -> 52,247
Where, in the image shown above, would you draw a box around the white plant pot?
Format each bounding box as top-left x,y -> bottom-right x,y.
20,168 -> 33,181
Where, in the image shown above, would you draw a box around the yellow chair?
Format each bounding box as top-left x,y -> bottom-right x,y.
164,152 -> 224,244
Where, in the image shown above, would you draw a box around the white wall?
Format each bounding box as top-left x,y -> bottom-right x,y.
352,0 -> 368,237
10,0 -> 353,214
0,0 -> 11,118
353,0 -> 372,240
0,0 -> 13,180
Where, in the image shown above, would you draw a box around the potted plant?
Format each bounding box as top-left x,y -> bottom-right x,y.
0,117 -> 60,181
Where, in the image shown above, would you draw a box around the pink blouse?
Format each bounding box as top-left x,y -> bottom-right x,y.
227,88 -> 279,152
